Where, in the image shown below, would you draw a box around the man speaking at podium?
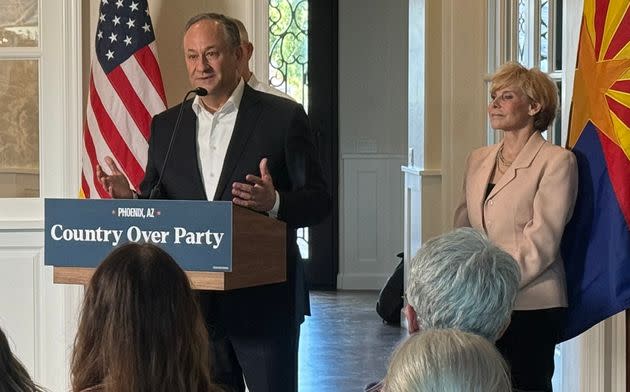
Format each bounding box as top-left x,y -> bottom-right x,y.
96,13 -> 330,392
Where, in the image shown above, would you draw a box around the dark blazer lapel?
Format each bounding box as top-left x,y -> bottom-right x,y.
213,85 -> 263,200
179,102 -> 208,199
488,132 -> 546,199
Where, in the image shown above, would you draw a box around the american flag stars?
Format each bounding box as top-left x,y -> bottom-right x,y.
95,0 -> 155,71
81,0 -> 166,199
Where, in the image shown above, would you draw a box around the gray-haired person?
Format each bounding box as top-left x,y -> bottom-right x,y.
383,329 -> 512,392
366,227 -> 521,392
231,18 -> 294,101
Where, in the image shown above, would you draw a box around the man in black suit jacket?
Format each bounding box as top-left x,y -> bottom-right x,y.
96,13 -> 330,392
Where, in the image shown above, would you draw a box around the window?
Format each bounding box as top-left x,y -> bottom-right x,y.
268,0 -> 308,106
269,0 -> 310,259
0,0 -> 40,198
0,0 -> 82,224
487,0 -> 564,146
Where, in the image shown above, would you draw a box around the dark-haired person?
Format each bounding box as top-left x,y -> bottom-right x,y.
70,243 -> 221,392
454,61 -> 578,391
95,13 -> 330,391
0,327 -> 46,392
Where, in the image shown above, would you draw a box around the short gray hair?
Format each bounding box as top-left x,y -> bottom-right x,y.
383,329 -> 512,392
184,13 -> 241,48
230,17 -> 249,43
407,227 -> 520,340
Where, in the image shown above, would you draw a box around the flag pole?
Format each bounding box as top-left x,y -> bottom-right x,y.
627,309 -> 629,392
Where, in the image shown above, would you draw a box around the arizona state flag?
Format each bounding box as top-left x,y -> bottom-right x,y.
561,0 -> 630,341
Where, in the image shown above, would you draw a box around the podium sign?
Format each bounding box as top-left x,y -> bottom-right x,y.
45,198 -> 233,272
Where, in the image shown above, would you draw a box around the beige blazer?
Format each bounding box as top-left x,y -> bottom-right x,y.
454,132 -> 578,310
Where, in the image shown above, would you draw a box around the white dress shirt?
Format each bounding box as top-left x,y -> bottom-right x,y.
192,79 -> 245,200
192,78 -> 280,216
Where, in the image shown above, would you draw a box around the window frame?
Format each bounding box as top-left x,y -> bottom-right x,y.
486,0 -> 565,147
0,0 -> 83,227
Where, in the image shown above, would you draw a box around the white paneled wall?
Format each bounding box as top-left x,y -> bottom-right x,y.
0,228 -> 82,392
339,154 -> 405,289
0,247 -> 40,374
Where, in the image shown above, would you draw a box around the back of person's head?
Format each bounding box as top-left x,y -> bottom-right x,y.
231,17 -> 249,43
383,329 -> 512,392
229,17 -> 254,70
406,227 -> 520,340
0,327 -> 44,392
71,243 -> 215,392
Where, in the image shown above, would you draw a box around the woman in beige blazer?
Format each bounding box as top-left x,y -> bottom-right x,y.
454,62 -> 578,392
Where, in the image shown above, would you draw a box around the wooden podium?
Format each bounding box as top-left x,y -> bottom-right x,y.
50,203 -> 286,291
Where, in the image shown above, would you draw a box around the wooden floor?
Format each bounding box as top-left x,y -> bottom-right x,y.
298,291 -> 407,392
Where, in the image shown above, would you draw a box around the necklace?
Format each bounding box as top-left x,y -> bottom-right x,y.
495,158 -> 507,174
497,145 -> 513,167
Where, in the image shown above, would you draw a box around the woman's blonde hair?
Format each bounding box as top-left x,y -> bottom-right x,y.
383,329 -> 512,392
490,61 -> 558,131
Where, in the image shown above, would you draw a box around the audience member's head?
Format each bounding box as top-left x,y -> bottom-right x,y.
0,327 -> 45,392
382,329 -> 512,392
71,243 -> 217,392
406,227 -> 520,340
231,18 -> 254,81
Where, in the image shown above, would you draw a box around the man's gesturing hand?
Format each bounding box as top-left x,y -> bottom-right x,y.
96,156 -> 134,199
232,158 -> 276,212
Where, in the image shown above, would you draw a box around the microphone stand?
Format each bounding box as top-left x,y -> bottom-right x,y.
149,87 -> 208,199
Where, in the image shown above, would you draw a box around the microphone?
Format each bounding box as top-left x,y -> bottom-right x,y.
149,87 -> 208,199
193,87 -> 208,96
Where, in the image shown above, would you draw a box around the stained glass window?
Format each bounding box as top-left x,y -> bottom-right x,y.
269,0 -> 309,108
540,0 -> 549,71
517,0 -> 528,65
269,0 -> 310,259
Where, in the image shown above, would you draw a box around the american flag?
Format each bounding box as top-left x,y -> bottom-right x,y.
81,0 -> 166,198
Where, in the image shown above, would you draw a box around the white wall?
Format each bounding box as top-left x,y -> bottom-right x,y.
338,0 -> 408,289
338,1 -> 408,155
